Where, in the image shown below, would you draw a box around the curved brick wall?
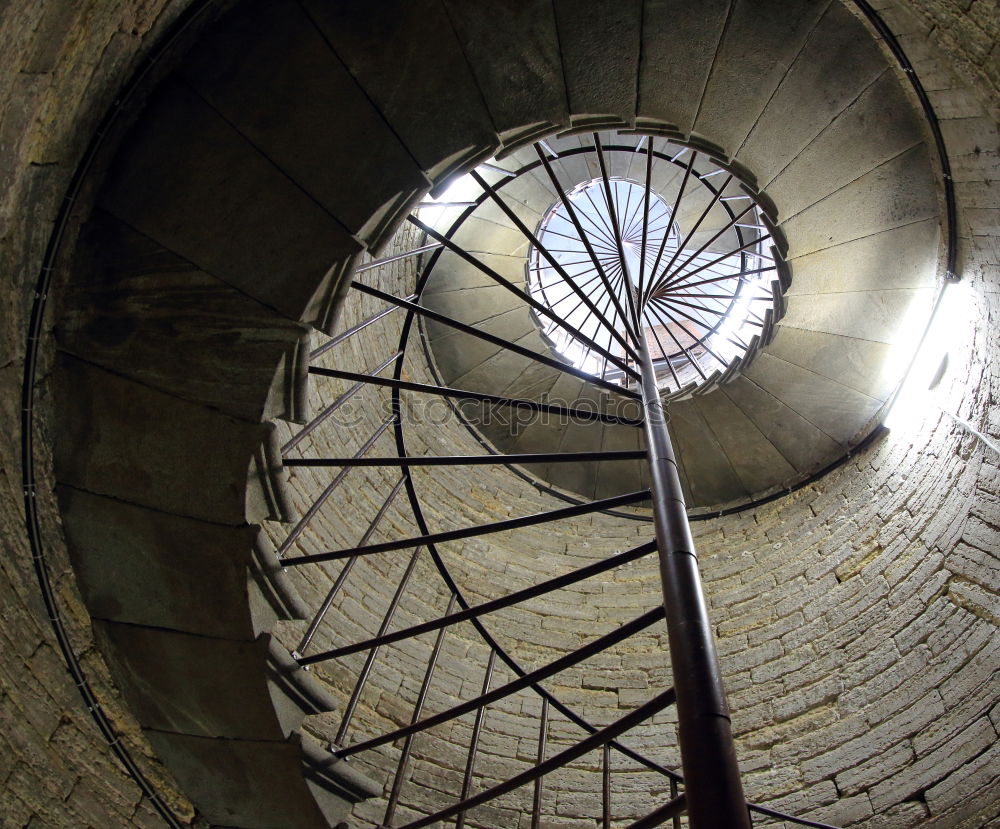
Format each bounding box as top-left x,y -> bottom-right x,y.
272,160 -> 999,828
0,2 -> 199,825
1,1 -> 997,827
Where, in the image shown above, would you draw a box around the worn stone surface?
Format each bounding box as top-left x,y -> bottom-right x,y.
1,2 -> 999,829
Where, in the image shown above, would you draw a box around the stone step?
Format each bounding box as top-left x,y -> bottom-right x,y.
684,387 -> 800,498
56,487 -> 305,641
53,355 -> 290,526
179,0 -> 430,251
59,209 -> 311,425
736,2 -> 892,189
144,730 -> 377,829
666,399 -> 750,507
442,0 -> 569,152
692,0 -> 830,156
99,78 -> 362,335
301,0 -> 499,188
92,625 -> 333,741
638,0 -> 730,135
767,73 -> 927,221
553,0 -> 641,129
593,422 -> 646,501
715,374 -> 846,475
780,144 -> 938,261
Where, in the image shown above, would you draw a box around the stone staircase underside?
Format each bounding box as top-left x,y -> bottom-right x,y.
48,0 -> 944,825
420,119 -> 938,511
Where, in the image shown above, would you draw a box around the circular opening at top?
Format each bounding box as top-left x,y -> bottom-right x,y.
525,145 -> 781,394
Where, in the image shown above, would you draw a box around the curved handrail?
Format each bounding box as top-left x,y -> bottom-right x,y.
18,1 -> 958,826
17,2 -> 218,826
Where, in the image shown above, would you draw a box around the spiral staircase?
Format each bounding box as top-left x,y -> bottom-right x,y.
33,0 -> 953,826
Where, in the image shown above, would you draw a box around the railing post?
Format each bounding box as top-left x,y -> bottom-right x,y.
636,334 -> 751,828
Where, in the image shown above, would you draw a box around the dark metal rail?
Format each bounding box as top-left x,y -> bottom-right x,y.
283,133 -> 849,828
17,3 -> 953,827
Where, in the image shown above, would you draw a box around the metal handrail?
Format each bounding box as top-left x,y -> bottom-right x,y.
285,134 -> 826,827
17,2 -> 957,826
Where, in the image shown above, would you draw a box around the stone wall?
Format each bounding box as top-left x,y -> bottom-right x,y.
0,1 -> 997,828
893,0 -> 1000,123
265,3 -> 1000,826
0,1 -> 200,826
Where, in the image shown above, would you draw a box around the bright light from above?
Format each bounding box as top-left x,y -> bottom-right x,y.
525,172 -> 776,393
883,279 -> 971,432
412,141 -> 784,397
414,163 -> 489,226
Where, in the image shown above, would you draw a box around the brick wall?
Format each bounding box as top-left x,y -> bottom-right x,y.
0,1 -> 997,828
0,2 -> 199,826
267,3 -> 1000,824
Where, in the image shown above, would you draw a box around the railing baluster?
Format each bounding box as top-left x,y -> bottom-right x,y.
282,351 -> 401,454
531,697 -> 550,829
671,778 -> 681,829
354,245 -> 442,274
352,281 -> 638,396
408,213 -> 642,372
534,145 -> 638,348
310,297 -> 415,359
307,367 -> 645,421
472,168 -> 637,368
383,594 -> 459,828
283,490 -> 651,567
295,475 -> 407,655
396,688 -> 677,829
298,541 -> 655,665
644,150 -> 696,305
335,609 -> 666,759
455,649 -> 496,829
277,415 -> 395,557
284,449 -> 647,468
335,545 -> 424,746
602,744 -> 611,829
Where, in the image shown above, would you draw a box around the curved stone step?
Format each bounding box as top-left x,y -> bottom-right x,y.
442,0 -> 570,152
144,729 -> 376,829
763,325 -> 897,404
59,209 -> 312,425
53,355 -> 288,526
743,350 -> 885,446
553,0 -> 641,129
469,191 -> 546,239
766,75 -> 928,221
667,399 -> 750,506
56,487 -> 303,641
300,0 -> 500,188
90,626 -> 332,741
593,420 -> 647,501
298,733 -> 382,825
179,0 -> 431,251
691,0 -> 830,154
488,168 -> 560,220
780,143 -> 938,261
449,214 -> 532,259
779,217 -> 940,351
734,2 -> 889,187
679,387 -> 800,499
712,374 -> 845,475
638,0 -> 730,135
99,78 -> 362,336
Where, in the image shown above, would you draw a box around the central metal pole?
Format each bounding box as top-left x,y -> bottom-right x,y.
635,334 -> 751,827
610,232 -> 749,825
589,138 -> 750,826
